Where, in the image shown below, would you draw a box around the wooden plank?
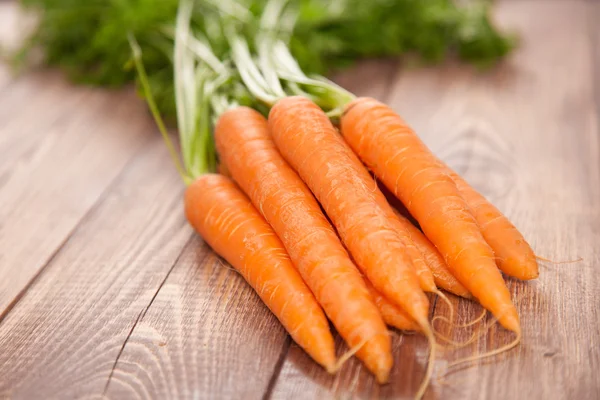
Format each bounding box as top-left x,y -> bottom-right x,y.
270,1 -> 600,399
333,59 -> 399,101
271,332 -> 436,400
104,236 -> 290,399
0,4 -> 152,318
0,72 -> 153,315
0,137 -> 192,398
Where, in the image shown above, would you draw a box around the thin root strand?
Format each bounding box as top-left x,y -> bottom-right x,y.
434,290 -> 455,322
329,336 -> 371,374
415,321 -> 437,400
433,313 -> 495,350
432,308 -> 487,330
535,255 -> 583,264
443,330 -> 521,375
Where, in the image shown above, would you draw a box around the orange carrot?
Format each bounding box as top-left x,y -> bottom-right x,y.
388,214 -> 437,293
360,177 -> 436,292
268,96 -> 430,329
215,107 -> 392,382
185,174 -> 336,371
380,181 -> 468,296
341,97 -> 520,334
445,167 -> 538,280
364,279 -> 420,332
394,212 -> 472,298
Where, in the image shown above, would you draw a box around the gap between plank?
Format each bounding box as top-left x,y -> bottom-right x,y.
102,233 -> 196,395
0,137 -> 152,327
262,335 -> 292,400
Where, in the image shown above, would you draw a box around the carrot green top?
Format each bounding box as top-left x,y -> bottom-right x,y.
128,0 -> 363,185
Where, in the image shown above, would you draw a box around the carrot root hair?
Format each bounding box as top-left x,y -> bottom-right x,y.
215,257 -> 240,274
535,255 -> 583,264
434,290 -> 455,322
443,330 -> 521,375
329,332 -> 388,381
432,308 -> 487,330
415,323 -> 437,400
438,306 -> 522,376
433,311 -> 494,350
329,338 -> 368,374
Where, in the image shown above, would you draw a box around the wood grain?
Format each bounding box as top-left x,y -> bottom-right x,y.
0,138 -> 192,398
103,236 -> 290,399
0,76 -> 153,316
0,7 -> 150,322
0,1 -> 154,318
270,1 -> 600,399
0,1 -> 152,316
333,58 -> 399,102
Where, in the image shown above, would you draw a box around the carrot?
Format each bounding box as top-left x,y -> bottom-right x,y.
269,97 -> 436,398
381,182 -> 464,296
388,214 -> 437,293
445,167 -> 538,280
364,279 -> 420,332
215,107 -> 392,382
341,97 -> 520,334
269,96 -> 429,327
346,148 -> 435,293
395,212 -> 472,298
185,174 -> 336,371
356,173 -> 436,293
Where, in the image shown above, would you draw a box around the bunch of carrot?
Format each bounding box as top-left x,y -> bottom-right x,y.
130,0 -> 538,397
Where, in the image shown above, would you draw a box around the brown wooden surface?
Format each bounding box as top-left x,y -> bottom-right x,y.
0,1 -> 599,399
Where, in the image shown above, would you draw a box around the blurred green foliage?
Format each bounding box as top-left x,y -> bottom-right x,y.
17,0 -> 515,118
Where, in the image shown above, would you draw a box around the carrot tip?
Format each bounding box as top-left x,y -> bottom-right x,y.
376,369 -> 390,385
501,313 -> 521,335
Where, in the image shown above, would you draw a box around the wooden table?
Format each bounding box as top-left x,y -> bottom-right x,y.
1,1 -> 599,399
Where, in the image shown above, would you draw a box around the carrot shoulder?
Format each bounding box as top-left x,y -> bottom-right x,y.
445,167 -> 538,280
215,107 -> 392,382
341,97 -> 520,333
185,174 -> 336,370
268,96 -> 430,330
